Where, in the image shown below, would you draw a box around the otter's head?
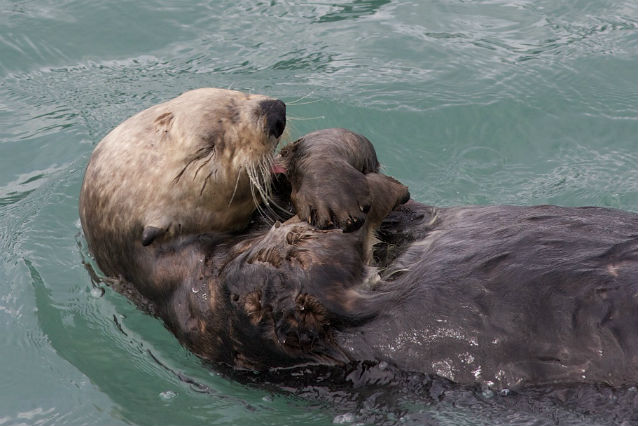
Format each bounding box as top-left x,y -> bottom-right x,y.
79,88 -> 286,277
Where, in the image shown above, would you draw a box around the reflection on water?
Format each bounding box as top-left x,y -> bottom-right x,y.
316,0 -> 392,23
0,0 -> 636,424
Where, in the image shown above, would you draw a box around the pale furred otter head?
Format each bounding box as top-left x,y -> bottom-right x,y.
79,88 -> 286,279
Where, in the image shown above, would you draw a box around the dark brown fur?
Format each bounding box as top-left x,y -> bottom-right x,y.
80,93 -> 637,391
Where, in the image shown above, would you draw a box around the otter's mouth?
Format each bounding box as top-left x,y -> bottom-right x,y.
271,163 -> 287,175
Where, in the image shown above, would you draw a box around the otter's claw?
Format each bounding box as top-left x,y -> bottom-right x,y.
291,162 -> 372,232
279,128 -> 385,232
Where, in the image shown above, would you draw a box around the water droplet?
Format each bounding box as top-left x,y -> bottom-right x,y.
378,361 -> 388,370
499,388 -> 510,396
262,395 -> 272,402
90,287 -> 105,298
333,413 -> 355,424
159,390 -> 176,401
192,286 -> 199,294
480,384 -> 494,399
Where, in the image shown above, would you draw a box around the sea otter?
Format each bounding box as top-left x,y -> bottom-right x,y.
79,88 -> 638,390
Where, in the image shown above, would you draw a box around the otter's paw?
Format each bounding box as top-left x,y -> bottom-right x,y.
274,293 -> 329,352
291,161 -> 372,232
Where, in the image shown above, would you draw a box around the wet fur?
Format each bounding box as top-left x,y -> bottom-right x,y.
113,183 -> 638,389
80,88 -> 285,297
80,92 -> 637,391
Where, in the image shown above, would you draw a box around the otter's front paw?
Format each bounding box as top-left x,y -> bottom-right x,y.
291,161 -> 372,232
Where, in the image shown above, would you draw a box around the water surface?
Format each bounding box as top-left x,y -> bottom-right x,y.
1,1 -> 636,425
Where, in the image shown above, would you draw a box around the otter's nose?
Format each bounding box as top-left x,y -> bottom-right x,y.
259,99 -> 286,139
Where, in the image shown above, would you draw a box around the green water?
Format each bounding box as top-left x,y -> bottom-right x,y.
0,1 -> 636,425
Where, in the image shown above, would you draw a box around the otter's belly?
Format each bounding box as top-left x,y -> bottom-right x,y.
340,203 -> 638,389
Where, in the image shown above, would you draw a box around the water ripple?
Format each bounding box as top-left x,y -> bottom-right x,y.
0,1 -> 635,425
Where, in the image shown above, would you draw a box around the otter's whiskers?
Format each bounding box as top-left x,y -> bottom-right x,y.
243,152 -> 289,224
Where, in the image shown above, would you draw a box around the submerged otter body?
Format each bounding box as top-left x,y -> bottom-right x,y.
79,89 -> 638,391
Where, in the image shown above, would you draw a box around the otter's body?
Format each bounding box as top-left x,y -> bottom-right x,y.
79,89 -> 638,391
340,202 -> 638,388
122,200 -> 637,390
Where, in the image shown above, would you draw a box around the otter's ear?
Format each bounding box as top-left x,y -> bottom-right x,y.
153,112 -> 174,134
142,225 -> 166,246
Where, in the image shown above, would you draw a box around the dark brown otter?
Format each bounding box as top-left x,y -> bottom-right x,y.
79,90 -> 638,391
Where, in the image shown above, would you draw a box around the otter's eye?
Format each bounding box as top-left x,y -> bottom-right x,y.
196,130 -> 222,157
192,143 -> 215,161
203,129 -> 221,147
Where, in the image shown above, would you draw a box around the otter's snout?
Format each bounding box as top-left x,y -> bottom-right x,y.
259,99 -> 286,139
